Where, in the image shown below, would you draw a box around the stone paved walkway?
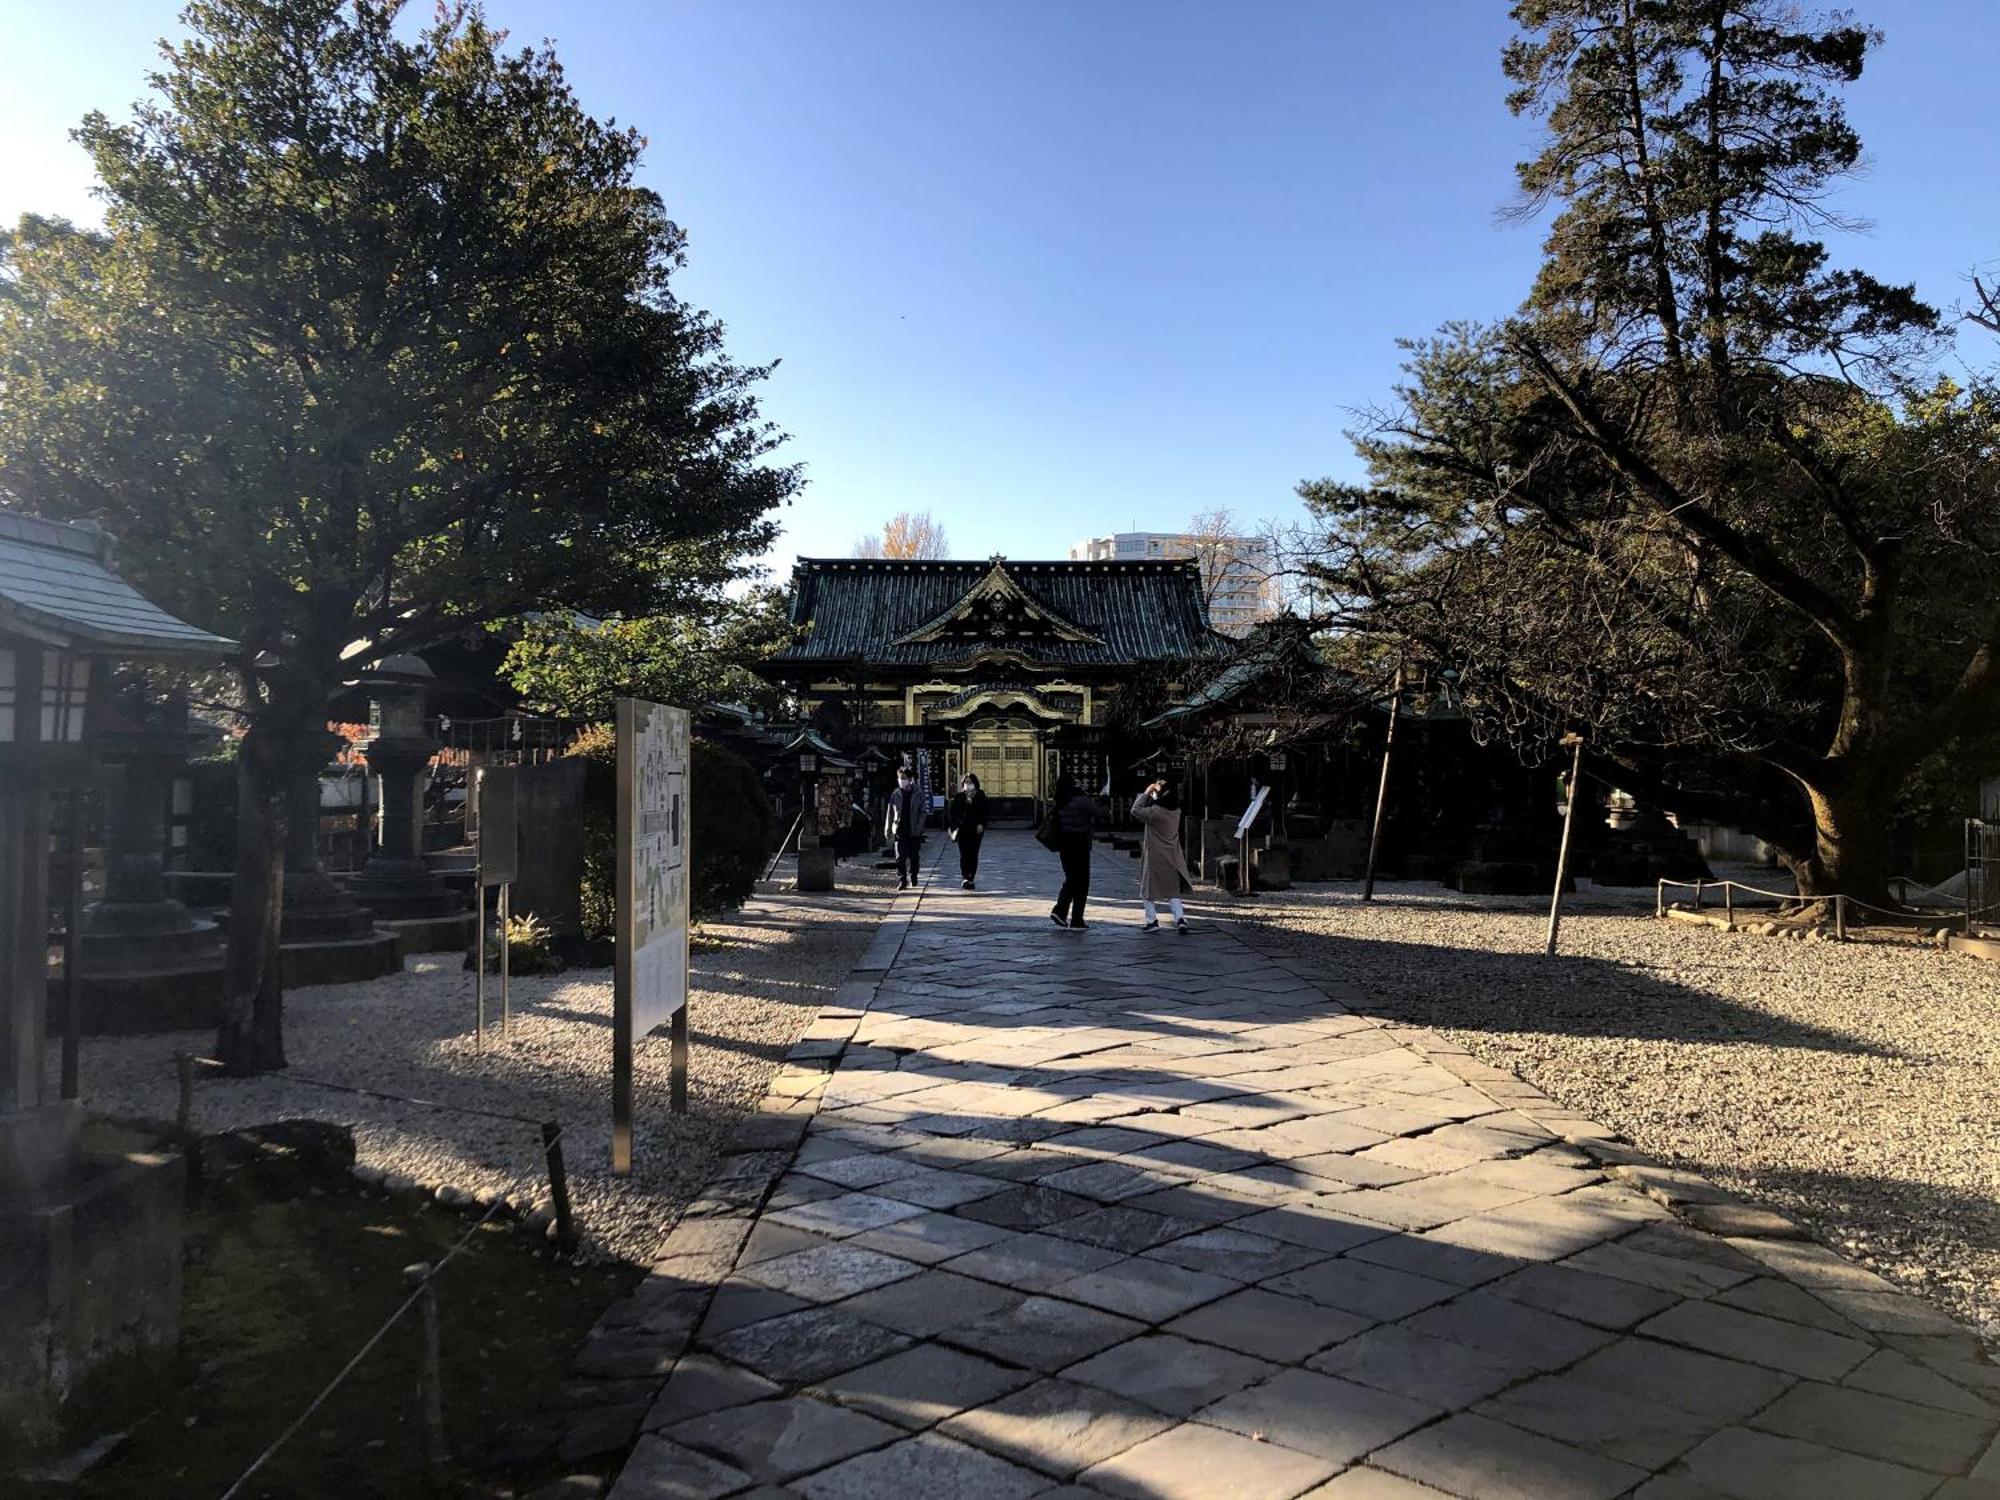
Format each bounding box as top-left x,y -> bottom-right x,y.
608,834 -> 2000,1500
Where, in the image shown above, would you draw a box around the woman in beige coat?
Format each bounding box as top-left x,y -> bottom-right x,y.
1131,780 -> 1195,933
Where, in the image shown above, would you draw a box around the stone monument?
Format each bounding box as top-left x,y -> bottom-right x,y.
342,653 -> 471,951
277,732 -> 402,986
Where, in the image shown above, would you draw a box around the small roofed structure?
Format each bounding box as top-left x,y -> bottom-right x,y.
0,506 -> 234,1437
0,510 -> 234,658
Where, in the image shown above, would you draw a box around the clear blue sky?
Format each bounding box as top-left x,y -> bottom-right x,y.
4,1 -> 1997,572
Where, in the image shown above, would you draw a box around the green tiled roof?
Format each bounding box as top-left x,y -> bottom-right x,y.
771,557 -> 1225,670
0,509 -> 236,656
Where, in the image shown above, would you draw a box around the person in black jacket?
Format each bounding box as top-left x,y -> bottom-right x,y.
883,766 -> 925,890
948,773 -> 989,889
1043,774 -> 1097,929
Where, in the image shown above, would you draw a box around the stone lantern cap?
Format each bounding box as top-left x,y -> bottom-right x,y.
0,509 -> 235,657
778,727 -> 855,770
358,651 -> 436,686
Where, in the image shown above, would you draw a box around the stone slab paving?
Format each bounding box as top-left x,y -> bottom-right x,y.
608,834 -> 2000,1499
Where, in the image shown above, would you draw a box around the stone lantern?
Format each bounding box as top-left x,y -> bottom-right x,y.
0,507 -> 233,1437
75,679 -> 227,1030
343,652 -> 465,932
778,728 -> 851,892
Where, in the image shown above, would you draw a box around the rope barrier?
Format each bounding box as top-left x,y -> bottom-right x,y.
216,1191 -> 513,1499
1656,878 -> 2000,922
186,1057 -> 547,1127
217,1120 -> 572,1496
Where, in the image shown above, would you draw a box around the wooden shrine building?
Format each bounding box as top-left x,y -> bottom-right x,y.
761,556 -> 1223,815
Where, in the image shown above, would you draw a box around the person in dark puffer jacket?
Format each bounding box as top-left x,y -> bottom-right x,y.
1043,774 -> 1097,930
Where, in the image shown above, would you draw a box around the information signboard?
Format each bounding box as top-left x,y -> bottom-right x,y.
613,697 -> 690,1174
476,765 -> 519,886
814,773 -> 848,838
1235,784 -> 1272,840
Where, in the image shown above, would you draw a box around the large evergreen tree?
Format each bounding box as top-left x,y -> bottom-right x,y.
0,0 -> 794,1068
1302,0 -> 2000,904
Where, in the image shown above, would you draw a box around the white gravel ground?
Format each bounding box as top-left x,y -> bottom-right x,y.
1233,870 -> 2000,1341
58,862 -> 896,1266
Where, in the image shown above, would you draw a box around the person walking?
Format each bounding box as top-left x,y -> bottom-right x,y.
948,773 -> 989,889
884,765 -> 926,890
1132,779 -> 1195,933
1042,773 -> 1097,930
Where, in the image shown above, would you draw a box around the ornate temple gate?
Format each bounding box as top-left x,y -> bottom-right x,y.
967,724 -> 1041,802
762,558 -> 1226,825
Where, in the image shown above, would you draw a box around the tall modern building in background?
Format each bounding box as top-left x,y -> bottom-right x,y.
1068,530 -> 1280,635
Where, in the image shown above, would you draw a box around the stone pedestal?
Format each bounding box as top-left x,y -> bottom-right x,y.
280,755 -> 401,984
1252,844 -> 1292,891
797,845 -> 836,892
1287,819 -> 1368,880
78,744 -> 226,1033
1451,817 -> 1566,895
1589,802 -> 1712,887
342,732 -> 463,920
1197,818 -> 1238,882
1,1138 -> 185,1446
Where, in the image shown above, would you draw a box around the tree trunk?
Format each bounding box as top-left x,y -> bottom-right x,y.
215,716 -> 289,1073
1796,771 -> 1899,911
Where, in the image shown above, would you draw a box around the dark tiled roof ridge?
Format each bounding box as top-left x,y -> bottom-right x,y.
771,550 -> 1219,669
793,556 -> 1199,570
0,508 -> 113,560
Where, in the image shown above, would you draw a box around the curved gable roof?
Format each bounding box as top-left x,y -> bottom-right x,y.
0,509 -> 236,656
770,557 -> 1222,670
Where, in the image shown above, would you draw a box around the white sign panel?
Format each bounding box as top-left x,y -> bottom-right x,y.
619,698 -> 689,1033
1235,784 -> 1272,840
613,697 -> 690,1172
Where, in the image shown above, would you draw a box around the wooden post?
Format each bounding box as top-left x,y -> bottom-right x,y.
1362,665 -> 1404,902
1655,880 -> 1666,919
499,881 -> 511,1044
61,785 -> 85,1101
472,875 -> 486,1051
1834,893 -> 1847,941
1724,881 -> 1734,927
541,1120 -> 576,1254
403,1261 -> 447,1474
175,1051 -> 196,1137
1544,734 -> 1586,957
669,1008 -> 689,1114
1965,819 -> 1977,936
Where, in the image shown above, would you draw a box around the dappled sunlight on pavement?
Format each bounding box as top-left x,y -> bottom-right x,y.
608,833 -> 2000,1499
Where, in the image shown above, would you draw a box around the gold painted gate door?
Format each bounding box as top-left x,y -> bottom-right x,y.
966,729 -> 1039,800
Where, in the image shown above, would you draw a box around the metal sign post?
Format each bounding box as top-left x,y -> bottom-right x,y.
1234,784 -> 1271,895
613,698 -> 691,1176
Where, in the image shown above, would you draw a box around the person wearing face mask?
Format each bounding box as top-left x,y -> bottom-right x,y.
884,764 -> 926,890
948,772 -> 989,889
